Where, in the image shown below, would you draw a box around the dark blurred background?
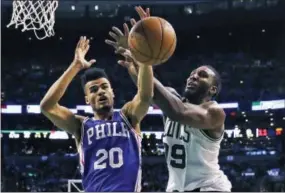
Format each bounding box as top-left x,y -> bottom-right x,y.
1,0 -> 285,192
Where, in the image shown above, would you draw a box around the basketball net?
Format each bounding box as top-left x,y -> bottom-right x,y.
7,0 -> 59,40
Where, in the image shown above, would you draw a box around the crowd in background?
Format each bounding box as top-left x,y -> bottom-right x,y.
2,0 -> 285,192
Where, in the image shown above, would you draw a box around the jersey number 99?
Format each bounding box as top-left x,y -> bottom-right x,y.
94,147 -> 123,170
164,144 -> 186,169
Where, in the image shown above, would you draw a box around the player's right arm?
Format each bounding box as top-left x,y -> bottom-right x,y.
40,36 -> 96,140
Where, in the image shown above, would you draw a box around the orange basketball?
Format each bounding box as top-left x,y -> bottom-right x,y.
128,17 -> 177,66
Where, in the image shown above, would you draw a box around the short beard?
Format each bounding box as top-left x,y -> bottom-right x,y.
183,87 -> 209,105
96,106 -> 112,114
92,104 -> 112,115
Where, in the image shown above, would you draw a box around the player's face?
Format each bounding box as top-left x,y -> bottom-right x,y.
184,66 -> 216,101
84,78 -> 114,112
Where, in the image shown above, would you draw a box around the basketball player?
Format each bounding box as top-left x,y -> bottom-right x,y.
106,6 -> 232,192
40,36 -> 154,191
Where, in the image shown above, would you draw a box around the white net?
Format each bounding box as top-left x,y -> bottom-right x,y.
7,0 -> 59,40
67,179 -> 83,192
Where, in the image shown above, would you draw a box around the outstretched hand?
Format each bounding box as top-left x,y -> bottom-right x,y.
105,6 -> 150,51
135,6 -> 150,19
116,47 -> 139,75
73,36 -> 96,69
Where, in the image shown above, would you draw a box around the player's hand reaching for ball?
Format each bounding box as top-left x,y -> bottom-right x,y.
116,47 -> 139,76
105,6 -> 150,51
73,36 -> 96,70
105,23 -> 131,52
135,6 -> 150,20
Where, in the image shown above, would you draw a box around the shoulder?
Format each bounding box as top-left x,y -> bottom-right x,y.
120,103 -> 141,132
205,101 -> 225,127
121,101 -> 132,115
73,115 -> 87,145
121,102 -> 139,124
207,101 -> 225,115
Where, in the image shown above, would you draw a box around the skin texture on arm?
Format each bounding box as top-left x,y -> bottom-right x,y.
118,51 -> 225,130
40,37 -> 96,141
106,6 -> 224,131
121,64 -> 154,131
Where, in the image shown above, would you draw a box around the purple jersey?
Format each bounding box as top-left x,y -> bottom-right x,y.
78,111 -> 142,192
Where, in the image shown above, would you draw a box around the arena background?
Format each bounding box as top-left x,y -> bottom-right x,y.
1,0 -> 285,191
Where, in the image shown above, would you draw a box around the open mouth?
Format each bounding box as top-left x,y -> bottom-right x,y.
98,96 -> 108,103
187,82 -> 197,88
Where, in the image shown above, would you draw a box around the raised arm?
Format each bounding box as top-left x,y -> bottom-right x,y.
106,6 -> 224,129
117,49 -> 225,130
40,37 -> 96,140
122,62 -> 154,126
151,79 -> 225,129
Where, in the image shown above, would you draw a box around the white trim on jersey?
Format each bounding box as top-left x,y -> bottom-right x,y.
119,111 -> 142,192
78,117 -> 89,175
130,129 -> 142,192
119,110 -> 141,137
79,116 -> 90,145
78,144 -> 85,175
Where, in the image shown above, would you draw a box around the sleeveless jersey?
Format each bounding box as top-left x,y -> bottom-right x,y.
162,117 -> 232,192
78,111 -> 142,192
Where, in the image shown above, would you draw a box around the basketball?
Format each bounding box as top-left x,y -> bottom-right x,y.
128,16 -> 177,66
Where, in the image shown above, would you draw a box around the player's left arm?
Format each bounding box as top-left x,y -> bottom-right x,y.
122,64 -> 154,128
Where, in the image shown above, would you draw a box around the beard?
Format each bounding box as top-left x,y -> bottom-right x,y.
96,105 -> 112,114
92,101 -> 113,115
183,84 -> 209,104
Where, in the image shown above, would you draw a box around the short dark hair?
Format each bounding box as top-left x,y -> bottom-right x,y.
205,65 -> 222,97
80,67 -> 109,91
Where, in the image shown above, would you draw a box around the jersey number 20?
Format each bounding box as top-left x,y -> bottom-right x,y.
94,147 -> 123,170
164,144 -> 186,169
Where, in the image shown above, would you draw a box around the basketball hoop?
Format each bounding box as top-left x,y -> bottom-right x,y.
7,0 -> 59,40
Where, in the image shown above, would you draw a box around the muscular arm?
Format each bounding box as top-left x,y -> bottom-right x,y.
122,64 -> 153,127
40,64 -> 84,139
40,37 -> 94,139
126,65 -> 225,129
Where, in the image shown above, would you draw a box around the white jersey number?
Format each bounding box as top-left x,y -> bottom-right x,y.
164,143 -> 186,169
94,147 -> 123,170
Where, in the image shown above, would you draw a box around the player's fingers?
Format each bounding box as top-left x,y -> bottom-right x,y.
105,39 -> 118,48
130,18 -> 137,26
135,6 -> 144,19
82,36 -> 87,47
109,31 -> 118,41
116,47 -> 129,56
146,8 -> 150,17
77,36 -> 84,49
89,59 -> 96,65
84,39 -> 90,50
76,36 -> 82,49
83,44 -> 90,54
125,56 -> 134,62
118,60 -> 130,68
81,36 -> 87,48
112,27 -> 124,37
114,49 -> 120,54
138,6 -> 148,18
123,23 -> 129,36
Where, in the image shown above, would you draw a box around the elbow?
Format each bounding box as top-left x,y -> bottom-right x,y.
40,100 -> 55,112
40,100 -> 49,112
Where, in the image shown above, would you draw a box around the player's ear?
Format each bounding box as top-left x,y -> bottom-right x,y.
85,95 -> 90,105
111,88 -> 115,98
209,86 -> 217,97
